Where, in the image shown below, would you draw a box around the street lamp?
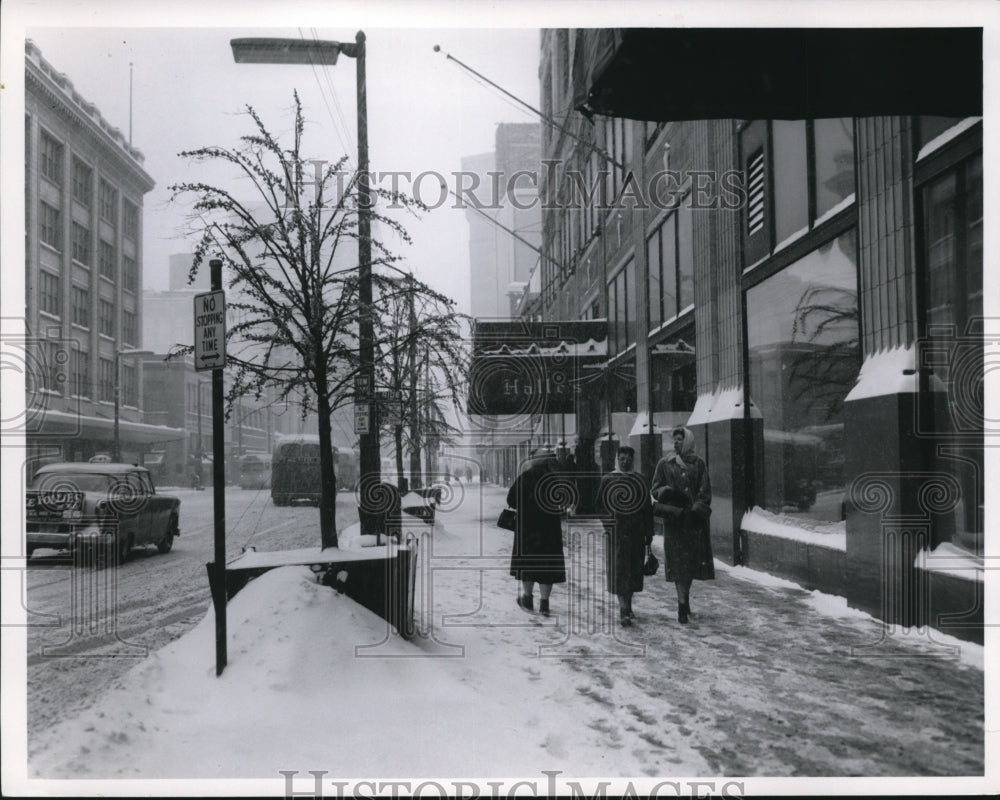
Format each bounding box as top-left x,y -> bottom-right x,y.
231,31 -> 379,534
113,348 -> 153,462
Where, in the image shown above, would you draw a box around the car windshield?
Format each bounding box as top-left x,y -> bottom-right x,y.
33,473 -> 117,493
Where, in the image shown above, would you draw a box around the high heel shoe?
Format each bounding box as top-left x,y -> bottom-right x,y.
539,598 -> 550,617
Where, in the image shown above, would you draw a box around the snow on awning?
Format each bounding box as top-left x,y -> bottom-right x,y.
26,408 -> 186,444
468,320 -> 608,415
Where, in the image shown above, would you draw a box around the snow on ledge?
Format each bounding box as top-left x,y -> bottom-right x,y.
916,117 -> 982,162
814,192 -> 856,227
915,541 -> 984,582
740,507 -> 846,551
687,384 -> 758,426
628,411 -> 660,437
844,344 -> 918,401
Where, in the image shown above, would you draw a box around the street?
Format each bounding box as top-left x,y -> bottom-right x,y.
24,481 -> 984,777
24,484 -> 359,737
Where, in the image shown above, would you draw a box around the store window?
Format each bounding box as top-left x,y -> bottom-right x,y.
920,151 -> 983,552
740,119 -> 856,263
746,229 -> 860,522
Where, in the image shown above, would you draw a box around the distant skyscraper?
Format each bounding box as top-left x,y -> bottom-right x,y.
464,123 -> 541,319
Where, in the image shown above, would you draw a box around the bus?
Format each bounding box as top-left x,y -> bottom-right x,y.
335,447 -> 359,492
271,435 -> 321,506
238,452 -> 272,490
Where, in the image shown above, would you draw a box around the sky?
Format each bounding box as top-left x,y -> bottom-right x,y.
14,13 -> 543,314
13,482 -> 987,796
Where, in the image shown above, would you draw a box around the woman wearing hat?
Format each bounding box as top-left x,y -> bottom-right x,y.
507,450 -> 568,617
650,426 -> 714,624
596,445 -> 654,627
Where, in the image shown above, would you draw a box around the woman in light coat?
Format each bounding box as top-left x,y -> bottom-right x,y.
650,426 -> 714,624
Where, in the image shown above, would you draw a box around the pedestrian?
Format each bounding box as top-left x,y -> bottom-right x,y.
554,440 -> 579,515
650,426 -> 714,624
507,449 -> 567,617
597,446 -> 654,627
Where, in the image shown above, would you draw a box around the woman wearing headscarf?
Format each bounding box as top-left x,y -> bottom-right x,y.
650,426 -> 714,624
507,450 -> 568,617
596,446 -> 654,627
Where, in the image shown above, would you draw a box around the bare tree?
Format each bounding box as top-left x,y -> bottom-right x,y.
169,93 -> 437,548
373,275 -> 468,492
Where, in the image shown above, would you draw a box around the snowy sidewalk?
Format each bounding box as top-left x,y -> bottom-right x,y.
23,480 -> 985,785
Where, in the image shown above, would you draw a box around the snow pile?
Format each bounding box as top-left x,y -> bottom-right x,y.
844,345 -> 918,401
741,507 -> 847,550
687,384 -> 758,426
914,541 -> 985,582
28,565 -> 575,780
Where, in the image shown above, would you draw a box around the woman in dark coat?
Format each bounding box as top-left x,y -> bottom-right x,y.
507,451 -> 568,617
597,446 -> 654,627
650,426 -> 714,624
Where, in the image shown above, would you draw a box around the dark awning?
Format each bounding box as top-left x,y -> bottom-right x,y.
580,28 -> 982,121
467,320 -> 607,415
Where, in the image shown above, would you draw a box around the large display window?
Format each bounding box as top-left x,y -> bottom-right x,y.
746,230 -> 860,522
920,151 -> 983,552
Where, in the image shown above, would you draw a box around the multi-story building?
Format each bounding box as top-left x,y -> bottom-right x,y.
479,28 -> 984,641
464,123 -> 542,319
24,40 -> 181,470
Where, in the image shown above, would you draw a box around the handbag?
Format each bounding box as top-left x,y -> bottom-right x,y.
642,546 -> 660,576
496,507 -> 517,531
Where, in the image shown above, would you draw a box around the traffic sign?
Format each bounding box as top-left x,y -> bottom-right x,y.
354,404 -> 370,434
194,291 -> 226,371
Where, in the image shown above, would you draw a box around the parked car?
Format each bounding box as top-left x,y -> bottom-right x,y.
26,462 -> 181,563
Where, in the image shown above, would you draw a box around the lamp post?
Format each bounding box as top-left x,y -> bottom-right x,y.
113,348 -> 153,462
232,31 -> 379,534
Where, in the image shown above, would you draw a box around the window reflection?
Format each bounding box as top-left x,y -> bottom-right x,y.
921,154 -> 983,552
772,120 -> 808,244
813,118 -> 855,218
747,230 -> 860,522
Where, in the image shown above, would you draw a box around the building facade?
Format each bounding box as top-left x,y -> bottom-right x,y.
516,29 -> 984,641
464,123 -> 542,319
24,40 -> 182,472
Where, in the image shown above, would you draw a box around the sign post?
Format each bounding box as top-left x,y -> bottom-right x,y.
196,263 -> 228,677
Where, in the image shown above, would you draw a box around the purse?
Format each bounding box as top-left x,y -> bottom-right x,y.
642,546 -> 660,576
496,507 -> 517,531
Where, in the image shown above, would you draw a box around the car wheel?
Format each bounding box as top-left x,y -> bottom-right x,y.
116,532 -> 133,565
158,516 -> 178,554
